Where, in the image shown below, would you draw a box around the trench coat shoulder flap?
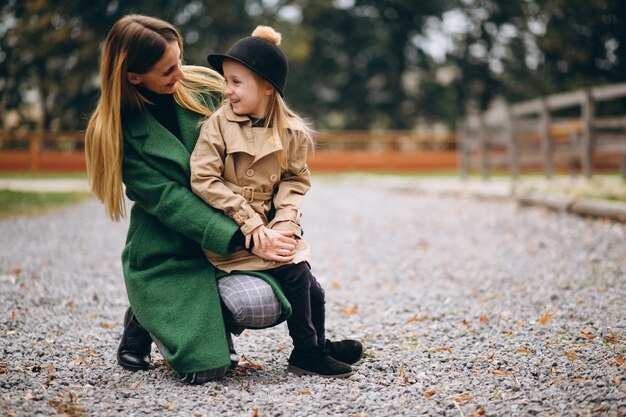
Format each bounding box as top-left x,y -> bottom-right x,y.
220,105 -> 283,163
125,104 -> 204,180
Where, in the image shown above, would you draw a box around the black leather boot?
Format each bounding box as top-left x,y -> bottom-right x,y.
323,339 -> 365,365
287,345 -> 353,378
117,307 -> 152,371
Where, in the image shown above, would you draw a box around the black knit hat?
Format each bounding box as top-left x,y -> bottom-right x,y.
207,26 -> 288,97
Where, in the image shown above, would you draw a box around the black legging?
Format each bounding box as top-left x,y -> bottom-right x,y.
268,262 -> 326,350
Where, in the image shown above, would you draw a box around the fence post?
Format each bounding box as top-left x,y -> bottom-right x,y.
539,98 -> 553,179
29,133 -> 40,172
503,104 -> 518,180
479,115 -> 490,179
580,89 -> 594,179
457,118 -> 469,179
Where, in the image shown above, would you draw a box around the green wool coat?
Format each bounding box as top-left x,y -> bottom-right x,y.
120,96 -> 291,374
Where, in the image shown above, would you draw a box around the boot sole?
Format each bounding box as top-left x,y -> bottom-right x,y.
286,364 -> 353,378
117,354 -> 151,372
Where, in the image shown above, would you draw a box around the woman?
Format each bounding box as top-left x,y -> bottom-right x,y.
84,14 -> 296,384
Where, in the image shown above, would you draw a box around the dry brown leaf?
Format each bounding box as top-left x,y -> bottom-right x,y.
469,408 -> 487,416
251,406 -> 260,417
479,314 -> 490,323
564,351 -> 580,360
424,390 -> 436,400
11,310 -> 15,322
397,364 -> 409,384
330,280 -> 341,289
616,354 -> 624,367
406,314 -> 429,324
99,323 -> 114,329
516,348 -> 530,355
462,318 -> 470,325
167,402 -> 174,412
430,346 -> 453,353
538,311 -> 555,325
491,370 -> 511,377
236,356 -> 263,372
451,397 -> 473,403
343,304 -> 359,316
573,377 -> 589,382
299,390 -> 311,396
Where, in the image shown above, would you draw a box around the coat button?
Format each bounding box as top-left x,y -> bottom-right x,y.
246,169 -> 254,177
270,174 -> 278,182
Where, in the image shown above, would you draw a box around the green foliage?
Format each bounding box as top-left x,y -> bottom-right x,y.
0,190 -> 92,218
0,0 -> 624,132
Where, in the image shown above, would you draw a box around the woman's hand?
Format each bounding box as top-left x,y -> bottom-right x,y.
250,229 -> 297,262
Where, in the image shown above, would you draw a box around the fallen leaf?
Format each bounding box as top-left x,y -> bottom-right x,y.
11,310 -> 15,322
491,370 -> 511,377
430,346 -> 453,353
251,406 -> 260,417
538,311 -> 554,325
406,314 -> 429,324
616,354 -> 624,367
167,402 -> 174,412
330,280 -> 341,289
99,323 -> 114,329
299,390 -> 311,396
516,348 -> 530,355
236,356 -> 262,371
451,396 -> 473,403
564,351 -> 579,360
397,364 -> 408,384
469,408 -> 486,416
343,304 -> 359,316
462,318 -> 470,325
424,390 -> 435,400
479,314 -> 490,323
573,377 -> 589,382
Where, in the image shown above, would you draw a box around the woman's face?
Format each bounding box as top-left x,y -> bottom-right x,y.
222,59 -> 273,118
127,41 -> 184,95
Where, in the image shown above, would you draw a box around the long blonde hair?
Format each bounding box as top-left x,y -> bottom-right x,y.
85,15 -> 223,221
263,91 -> 315,169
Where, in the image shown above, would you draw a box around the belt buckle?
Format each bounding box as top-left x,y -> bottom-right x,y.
242,186 -> 254,202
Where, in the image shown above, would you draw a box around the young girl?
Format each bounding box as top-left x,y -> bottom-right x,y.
190,26 -> 363,378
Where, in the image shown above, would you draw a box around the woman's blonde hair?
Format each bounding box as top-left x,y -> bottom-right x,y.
85,15 -> 223,221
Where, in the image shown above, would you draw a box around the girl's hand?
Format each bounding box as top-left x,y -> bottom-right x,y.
250,229 -> 297,262
246,225 -> 270,251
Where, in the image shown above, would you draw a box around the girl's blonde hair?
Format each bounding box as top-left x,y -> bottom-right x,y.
85,15 -> 223,221
262,87 -> 315,169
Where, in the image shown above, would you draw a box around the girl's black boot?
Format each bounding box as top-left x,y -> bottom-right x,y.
117,307 -> 152,371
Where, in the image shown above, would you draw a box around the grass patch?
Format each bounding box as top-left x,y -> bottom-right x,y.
0,190 -> 93,218
0,172 -> 87,179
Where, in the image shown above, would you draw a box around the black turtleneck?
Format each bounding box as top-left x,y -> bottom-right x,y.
138,86 -> 181,138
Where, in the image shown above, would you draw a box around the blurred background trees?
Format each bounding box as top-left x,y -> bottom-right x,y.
1,0 -> 624,132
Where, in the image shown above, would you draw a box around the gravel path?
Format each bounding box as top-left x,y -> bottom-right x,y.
1,174 -> 625,417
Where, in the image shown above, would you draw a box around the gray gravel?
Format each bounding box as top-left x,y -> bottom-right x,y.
1,174 -> 625,417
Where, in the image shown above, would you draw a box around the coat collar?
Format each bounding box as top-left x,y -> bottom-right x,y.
221,105 -> 284,163
125,103 -> 203,177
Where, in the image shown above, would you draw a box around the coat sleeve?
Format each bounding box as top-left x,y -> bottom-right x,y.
267,132 -> 311,236
122,138 -> 239,257
190,116 -> 264,236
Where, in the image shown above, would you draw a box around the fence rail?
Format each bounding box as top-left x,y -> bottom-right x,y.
0,130 -> 458,172
459,82 -> 626,179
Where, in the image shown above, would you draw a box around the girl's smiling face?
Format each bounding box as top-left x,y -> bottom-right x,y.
127,41 -> 184,95
222,58 -> 273,118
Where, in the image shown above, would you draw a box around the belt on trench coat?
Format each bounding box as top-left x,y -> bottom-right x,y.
226,183 -> 274,203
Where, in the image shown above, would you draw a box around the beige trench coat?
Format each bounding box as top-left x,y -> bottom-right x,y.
190,105 -> 311,272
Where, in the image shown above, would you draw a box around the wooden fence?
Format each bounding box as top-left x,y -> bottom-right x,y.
458,82 -> 626,179
0,130 -> 458,172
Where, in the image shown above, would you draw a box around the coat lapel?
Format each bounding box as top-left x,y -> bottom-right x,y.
126,109 -> 194,178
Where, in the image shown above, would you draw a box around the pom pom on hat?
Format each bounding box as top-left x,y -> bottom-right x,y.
251,25 -> 282,46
